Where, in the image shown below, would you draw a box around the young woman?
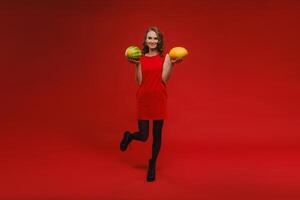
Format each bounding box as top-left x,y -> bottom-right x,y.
120,27 -> 182,182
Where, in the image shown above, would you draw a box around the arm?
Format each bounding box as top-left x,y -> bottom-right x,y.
127,58 -> 142,85
135,62 -> 143,85
162,54 -> 183,83
162,54 -> 174,84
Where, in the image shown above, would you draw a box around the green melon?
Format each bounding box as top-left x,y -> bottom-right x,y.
125,46 -> 142,60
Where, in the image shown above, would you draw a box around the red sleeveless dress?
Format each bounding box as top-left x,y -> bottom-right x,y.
136,54 -> 167,120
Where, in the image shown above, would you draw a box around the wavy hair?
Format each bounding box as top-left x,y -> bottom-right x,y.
142,27 -> 164,57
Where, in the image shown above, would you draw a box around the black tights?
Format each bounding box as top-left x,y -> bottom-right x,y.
129,120 -> 164,163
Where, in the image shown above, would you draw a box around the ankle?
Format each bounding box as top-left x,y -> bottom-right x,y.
147,159 -> 156,182
149,159 -> 156,167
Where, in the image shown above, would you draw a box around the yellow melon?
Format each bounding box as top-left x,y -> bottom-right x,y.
169,47 -> 188,59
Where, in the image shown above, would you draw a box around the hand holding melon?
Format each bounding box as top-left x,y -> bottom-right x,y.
169,47 -> 188,64
125,46 -> 142,64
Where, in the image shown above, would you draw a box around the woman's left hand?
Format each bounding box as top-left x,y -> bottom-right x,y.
170,58 -> 183,64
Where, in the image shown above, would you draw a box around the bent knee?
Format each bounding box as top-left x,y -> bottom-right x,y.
140,132 -> 149,142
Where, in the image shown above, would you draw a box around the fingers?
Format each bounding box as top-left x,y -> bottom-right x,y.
127,58 -> 140,64
176,59 -> 183,63
171,58 -> 183,64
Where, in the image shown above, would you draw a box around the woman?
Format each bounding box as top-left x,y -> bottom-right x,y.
120,27 -> 182,182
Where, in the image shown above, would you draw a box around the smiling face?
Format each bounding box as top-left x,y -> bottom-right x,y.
145,30 -> 159,50
142,27 -> 164,56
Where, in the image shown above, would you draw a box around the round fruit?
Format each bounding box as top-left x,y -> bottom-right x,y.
169,47 -> 188,59
125,46 -> 142,60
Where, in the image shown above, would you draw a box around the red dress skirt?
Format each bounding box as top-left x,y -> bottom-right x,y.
136,54 -> 167,120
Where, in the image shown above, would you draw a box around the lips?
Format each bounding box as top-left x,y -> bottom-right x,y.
149,43 -> 157,47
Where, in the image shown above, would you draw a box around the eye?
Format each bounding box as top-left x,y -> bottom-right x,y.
147,37 -> 152,39
154,37 -> 158,40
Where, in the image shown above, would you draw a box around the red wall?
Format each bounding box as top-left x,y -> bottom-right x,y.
1,0 -> 300,148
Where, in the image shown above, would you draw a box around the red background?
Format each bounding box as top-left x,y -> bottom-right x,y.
1,0 -> 300,199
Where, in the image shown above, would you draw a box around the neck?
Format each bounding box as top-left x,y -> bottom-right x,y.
148,48 -> 158,55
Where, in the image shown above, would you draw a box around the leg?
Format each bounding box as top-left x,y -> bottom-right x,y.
147,119 -> 164,182
151,119 -> 164,162
120,120 -> 149,152
129,120 -> 149,142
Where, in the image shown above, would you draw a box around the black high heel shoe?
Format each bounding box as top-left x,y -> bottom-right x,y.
147,159 -> 156,182
120,131 -> 131,151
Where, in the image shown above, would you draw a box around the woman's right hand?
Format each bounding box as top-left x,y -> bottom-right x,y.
127,58 -> 140,65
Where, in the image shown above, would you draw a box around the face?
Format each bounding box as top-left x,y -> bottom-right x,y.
146,30 -> 159,50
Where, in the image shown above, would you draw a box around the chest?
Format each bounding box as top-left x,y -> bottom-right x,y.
140,55 -> 164,72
